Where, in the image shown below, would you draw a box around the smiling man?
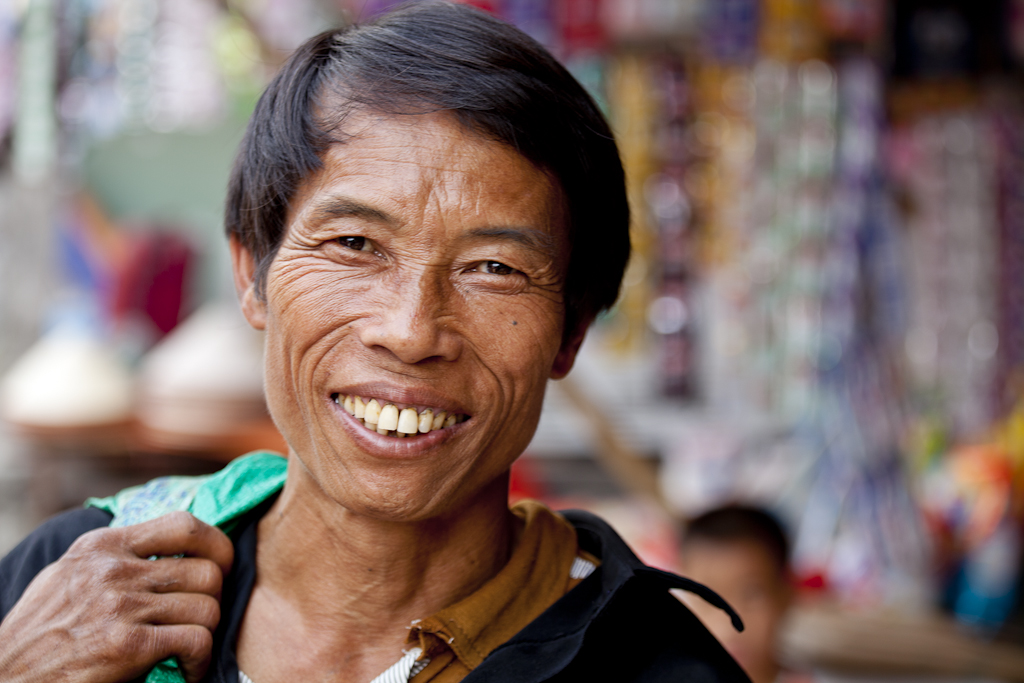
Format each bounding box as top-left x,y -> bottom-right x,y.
0,4 -> 748,683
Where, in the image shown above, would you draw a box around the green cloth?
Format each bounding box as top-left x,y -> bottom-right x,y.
85,450 -> 288,683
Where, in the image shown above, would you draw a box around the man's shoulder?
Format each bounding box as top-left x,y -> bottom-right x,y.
0,507 -> 114,619
470,508 -> 751,683
556,563 -> 750,682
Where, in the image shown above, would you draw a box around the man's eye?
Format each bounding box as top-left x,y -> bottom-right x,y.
479,261 -> 520,276
337,236 -> 375,252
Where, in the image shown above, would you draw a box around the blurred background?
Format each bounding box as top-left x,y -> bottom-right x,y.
1,0 -> 1024,679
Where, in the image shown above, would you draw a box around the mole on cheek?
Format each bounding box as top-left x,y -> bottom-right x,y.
512,321 -> 518,326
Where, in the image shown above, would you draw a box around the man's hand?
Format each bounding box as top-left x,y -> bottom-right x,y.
0,511 -> 233,683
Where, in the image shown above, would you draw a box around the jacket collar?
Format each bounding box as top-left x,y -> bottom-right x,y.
566,508 -> 745,632
461,508 -> 744,683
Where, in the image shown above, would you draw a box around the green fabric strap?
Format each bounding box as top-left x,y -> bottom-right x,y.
85,450 -> 288,683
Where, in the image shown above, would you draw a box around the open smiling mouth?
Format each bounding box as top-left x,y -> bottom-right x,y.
332,393 -> 469,438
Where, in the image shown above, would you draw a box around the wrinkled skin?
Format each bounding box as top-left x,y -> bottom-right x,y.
237,111 -> 581,523
0,512 -> 233,683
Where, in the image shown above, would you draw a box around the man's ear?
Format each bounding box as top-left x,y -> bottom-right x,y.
550,321 -> 590,380
229,235 -> 267,331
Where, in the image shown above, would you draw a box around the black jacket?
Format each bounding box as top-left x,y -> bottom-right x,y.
0,503 -> 750,683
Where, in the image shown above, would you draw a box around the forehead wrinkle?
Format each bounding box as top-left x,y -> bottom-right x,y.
300,113 -> 565,246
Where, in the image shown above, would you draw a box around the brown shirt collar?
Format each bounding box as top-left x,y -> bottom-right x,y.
408,500 -> 595,681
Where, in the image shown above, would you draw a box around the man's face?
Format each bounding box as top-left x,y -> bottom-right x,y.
234,112 -> 579,522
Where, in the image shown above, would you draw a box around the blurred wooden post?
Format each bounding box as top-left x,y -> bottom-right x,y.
555,376 -> 676,519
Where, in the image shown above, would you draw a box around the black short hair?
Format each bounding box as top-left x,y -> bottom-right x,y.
682,505 -> 791,577
225,1 -> 630,343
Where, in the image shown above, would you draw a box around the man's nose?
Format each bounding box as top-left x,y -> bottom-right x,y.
357,269 -> 461,365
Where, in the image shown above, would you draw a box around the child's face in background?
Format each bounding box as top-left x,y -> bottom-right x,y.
680,538 -> 793,683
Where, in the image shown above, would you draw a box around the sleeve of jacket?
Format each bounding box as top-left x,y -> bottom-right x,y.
0,507 -> 113,621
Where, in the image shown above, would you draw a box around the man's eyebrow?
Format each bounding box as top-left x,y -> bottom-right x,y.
465,226 -> 559,257
308,200 -> 559,255
310,197 -> 395,226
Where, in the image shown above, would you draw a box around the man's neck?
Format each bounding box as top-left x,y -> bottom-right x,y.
236,456 -> 517,682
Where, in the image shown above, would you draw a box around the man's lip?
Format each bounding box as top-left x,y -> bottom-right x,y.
328,383 -> 470,416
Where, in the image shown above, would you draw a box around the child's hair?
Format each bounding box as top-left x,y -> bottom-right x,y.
682,505 -> 791,576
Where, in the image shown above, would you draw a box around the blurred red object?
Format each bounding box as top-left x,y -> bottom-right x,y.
455,0 -> 501,14
110,231 -> 193,339
556,0 -> 607,54
509,455 -> 547,503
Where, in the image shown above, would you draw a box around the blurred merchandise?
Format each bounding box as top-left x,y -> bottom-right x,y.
0,324 -> 132,428
914,399 -> 1024,630
136,302 -> 266,443
12,0 -> 57,182
993,106 -> 1024,415
523,0 -> 1024,631
889,111 -> 999,438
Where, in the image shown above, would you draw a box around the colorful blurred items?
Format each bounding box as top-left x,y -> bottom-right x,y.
503,0 -> 556,48
457,0 -> 502,14
338,0 -> 406,20
241,0 -> 332,56
1005,401 -> 1024,484
888,111 -> 999,439
109,230 -> 193,342
993,107 -> 1024,416
56,194 -> 194,354
555,0 -> 608,56
13,0 -> 57,183
700,0 -> 758,64
600,53 -> 655,352
53,0 -> 328,143
792,435 -> 935,611
949,518 -> 1021,630
919,438 -> 1022,629
817,0 -> 885,43
212,11 -> 265,112
759,0 -> 824,62
948,445 -> 1014,547
56,206 -> 116,305
53,194 -> 127,334
649,276 -> 697,398
346,0 -> 501,22
644,55 -> 700,398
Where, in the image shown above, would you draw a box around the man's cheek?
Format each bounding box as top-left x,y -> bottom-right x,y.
472,302 -> 562,360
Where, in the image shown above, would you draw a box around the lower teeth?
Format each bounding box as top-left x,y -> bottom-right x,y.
362,419 -> 442,437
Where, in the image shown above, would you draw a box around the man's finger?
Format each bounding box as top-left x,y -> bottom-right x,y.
141,592 -> 221,632
148,624 -> 215,683
124,512 -> 234,574
144,557 -> 225,596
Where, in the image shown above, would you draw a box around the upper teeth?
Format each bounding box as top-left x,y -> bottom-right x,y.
333,394 -> 466,437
